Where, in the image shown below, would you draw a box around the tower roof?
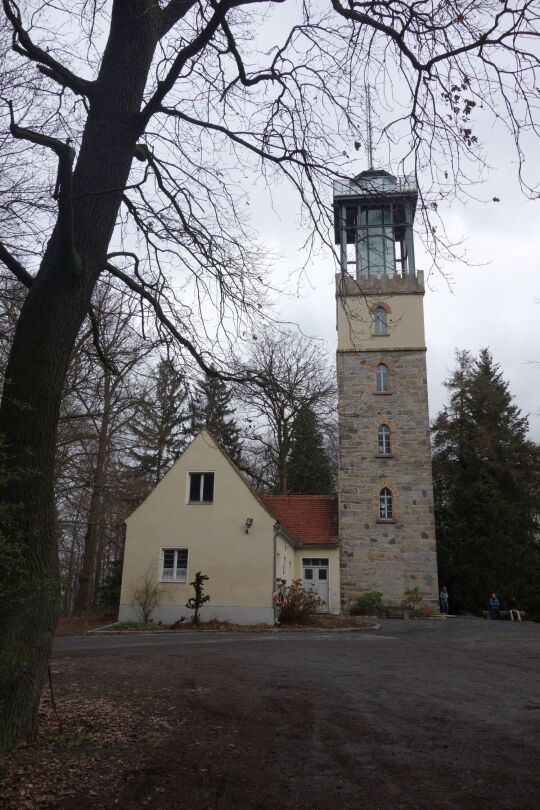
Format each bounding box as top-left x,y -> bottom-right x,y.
333,169 -> 417,202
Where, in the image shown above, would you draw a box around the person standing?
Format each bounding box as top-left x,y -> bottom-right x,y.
439,586 -> 449,614
488,593 -> 500,619
509,596 -> 522,622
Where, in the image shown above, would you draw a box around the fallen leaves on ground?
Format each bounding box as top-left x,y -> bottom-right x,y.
0,690 -> 174,809
55,615 -> 113,637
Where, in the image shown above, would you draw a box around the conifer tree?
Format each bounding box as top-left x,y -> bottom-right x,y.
432,349 -> 540,617
130,357 -> 189,486
190,376 -> 242,464
287,405 -> 334,495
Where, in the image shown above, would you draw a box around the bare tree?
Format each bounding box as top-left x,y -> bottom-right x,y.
69,288 -> 155,613
236,330 -> 336,493
0,0 -> 538,749
131,568 -> 164,625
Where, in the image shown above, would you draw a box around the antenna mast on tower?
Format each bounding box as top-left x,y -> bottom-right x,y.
366,86 -> 374,170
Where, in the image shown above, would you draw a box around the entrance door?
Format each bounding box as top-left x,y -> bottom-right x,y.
302,558 -> 329,612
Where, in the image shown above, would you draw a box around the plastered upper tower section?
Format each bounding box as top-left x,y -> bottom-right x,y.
336,272 -> 426,353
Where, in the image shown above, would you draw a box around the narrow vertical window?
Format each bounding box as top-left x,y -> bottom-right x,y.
375,363 -> 389,393
379,488 -> 393,520
374,306 -> 388,335
378,425 -> 391,455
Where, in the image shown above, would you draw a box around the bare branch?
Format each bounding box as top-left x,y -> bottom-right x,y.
106,260 -> 233,381
0,240 -> 33,289
88,305 -> 120,377
5,100 -> 78,272
159,0 -> 197,38
141,0 -> 286,124
1,0 -> 94,97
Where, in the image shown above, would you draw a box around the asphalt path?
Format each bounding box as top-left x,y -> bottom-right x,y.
53,627 -> 397,653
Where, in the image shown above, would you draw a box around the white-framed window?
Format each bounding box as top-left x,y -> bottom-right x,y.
375,363 -> 389,393
188,472 -> 214,503
378,424 -> 391,455
161,548 -> 188,582
379,487 -> 393,520
374,306 -> 388,336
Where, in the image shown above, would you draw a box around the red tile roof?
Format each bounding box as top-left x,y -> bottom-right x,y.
261,495 -> 339,546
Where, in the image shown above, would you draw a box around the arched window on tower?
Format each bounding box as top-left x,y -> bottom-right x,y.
379,487 -> 393,520
378,424 -> 391,455
374,306 -> 388,336
375,363 -> 389,393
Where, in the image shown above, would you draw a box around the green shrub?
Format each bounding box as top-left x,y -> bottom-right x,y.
349,591 -> 383,615
186,571 -> 210,624
401,586 -> 423,610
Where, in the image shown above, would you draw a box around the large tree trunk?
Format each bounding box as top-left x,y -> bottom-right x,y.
0,2 -> 160,750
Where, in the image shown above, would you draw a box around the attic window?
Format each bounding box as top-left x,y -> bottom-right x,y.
189,472 -> 214,503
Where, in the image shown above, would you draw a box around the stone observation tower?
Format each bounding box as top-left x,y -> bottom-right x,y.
334,169 -> 439,608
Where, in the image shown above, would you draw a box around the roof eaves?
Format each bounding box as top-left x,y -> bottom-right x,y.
296,540 -> 340,548
273,521 -> 300,548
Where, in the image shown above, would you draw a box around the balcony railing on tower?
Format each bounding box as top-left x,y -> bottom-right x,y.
333,169 -> 418,280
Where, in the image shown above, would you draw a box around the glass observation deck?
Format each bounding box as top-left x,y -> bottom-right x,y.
333,169 -> 418,279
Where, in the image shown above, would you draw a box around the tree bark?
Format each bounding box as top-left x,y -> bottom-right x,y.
0,1 -> 160,750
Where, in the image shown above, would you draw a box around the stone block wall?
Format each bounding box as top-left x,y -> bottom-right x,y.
337,348 -> 439,608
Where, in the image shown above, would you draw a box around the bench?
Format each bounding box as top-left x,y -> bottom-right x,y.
482,610 -> 525,621
381,606 -> 410,619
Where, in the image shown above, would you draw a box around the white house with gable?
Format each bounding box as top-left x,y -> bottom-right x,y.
119,431 -> 341,624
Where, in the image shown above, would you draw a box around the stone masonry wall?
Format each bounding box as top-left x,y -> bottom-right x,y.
337,349 -> 439,608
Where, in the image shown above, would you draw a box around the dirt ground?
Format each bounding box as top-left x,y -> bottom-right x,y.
54,615 -> 113,636
1,618 -> 539,809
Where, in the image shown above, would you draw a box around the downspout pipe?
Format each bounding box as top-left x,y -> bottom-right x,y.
272,521 -> 281,625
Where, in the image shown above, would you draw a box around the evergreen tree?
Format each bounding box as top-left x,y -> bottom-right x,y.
190,376 -> 242,464
96,560 -> 123,613
287,405 -> 334,494
130,357 -> 189,485
432,349 -> 540,617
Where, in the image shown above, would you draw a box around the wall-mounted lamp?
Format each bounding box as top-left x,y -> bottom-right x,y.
245,517 -> 254,534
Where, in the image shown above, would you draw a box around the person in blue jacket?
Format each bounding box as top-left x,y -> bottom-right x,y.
488,593 -> 500,619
